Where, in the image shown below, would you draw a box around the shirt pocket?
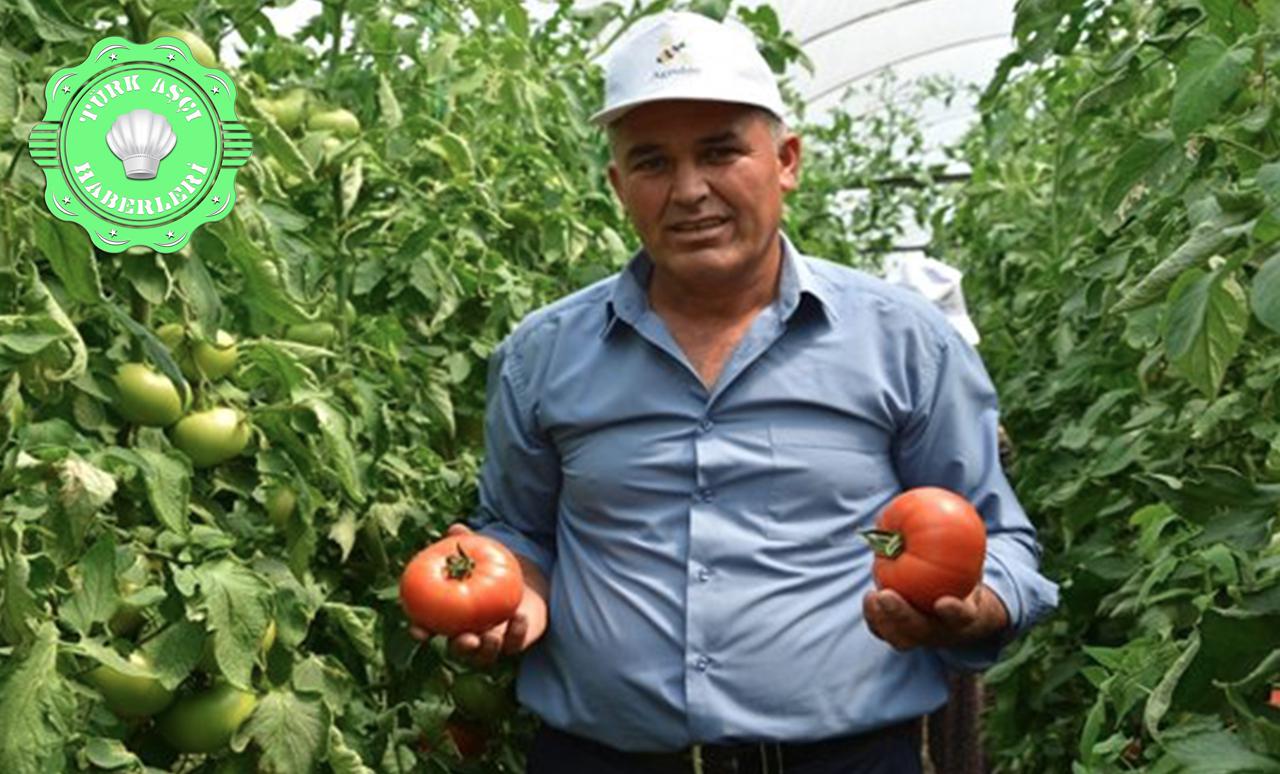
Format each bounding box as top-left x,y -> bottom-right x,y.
766,421 -> 899,545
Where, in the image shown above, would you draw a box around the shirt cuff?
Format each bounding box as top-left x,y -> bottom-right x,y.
936,553 -> 1059,672
469,520 -> 557,580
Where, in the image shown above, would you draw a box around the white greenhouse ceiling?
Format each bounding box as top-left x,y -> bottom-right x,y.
250,0 -> 1015,157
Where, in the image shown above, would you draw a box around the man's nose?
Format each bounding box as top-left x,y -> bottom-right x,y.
670,160 -> 710,205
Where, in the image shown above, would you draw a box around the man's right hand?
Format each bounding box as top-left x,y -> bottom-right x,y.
408,523 -> 550,667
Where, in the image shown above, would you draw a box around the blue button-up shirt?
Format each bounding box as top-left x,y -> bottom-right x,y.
469,235 -> 1058,752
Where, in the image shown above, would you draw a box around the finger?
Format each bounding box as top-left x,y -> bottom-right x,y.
502,613 -> 528,655
474,627 -> 505,666
875,590 -> 933,648
449,633 -> 481,658
446,522 -> 473,536
409,625 -> 431,642
933,596 -> 976,631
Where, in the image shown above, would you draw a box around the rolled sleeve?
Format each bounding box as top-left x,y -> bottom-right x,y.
466,336 -> 561,579
893,323 -> 1059,671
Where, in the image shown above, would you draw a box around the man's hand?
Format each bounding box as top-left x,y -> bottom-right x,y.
863,583 -> 1009,651
409,523 -> 550,667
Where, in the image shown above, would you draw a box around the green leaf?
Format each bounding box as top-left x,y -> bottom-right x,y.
0,50 -> 16,130
201,219 -> 311,326
173,247 -> 224,328
244,689 -> 330,773
327,726 -> 377,774
139,620 -> 205,690
62,536 -> 118,636
304,398 -> 364,503
253,109 -> 315,185
1165,269 -> 1249,397
1175,609 -> 1280,710
33,218 -> 101,305
377,73 -> 402,129
1251,251 -> 1280,333
340,157 -> 363,219
1171,37 -> 1252,140
13,0 -> 86,41
120,250 -> 171,306
1144,632 -> 1201,740
1,549 -> 39,645
0,623 -> 76,774
1165,729 -> 1280,773
109,447 -> 190,535
424,369 -> 455,437
1113,210 -> 1252,312
56,456 -> 116,521
196,561 -> 274,690
421,131 -> 474,176
322,603 -> 382,669
1100,132 -> 1182,230
79,738 -> 142,771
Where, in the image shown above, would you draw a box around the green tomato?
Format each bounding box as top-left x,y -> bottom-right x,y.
262,88 -> 309,132
307,108 -> 361,138
84,652 -> 174,718
171,408 -> 251,467
153,29 -> 218,68
158,684 -> 258,754
265,486 -> 296,528
284,322 -> 337,347
451,673 -> 515,722
192,330 -> 238,380
159,325 -> 238,381
114,363 -> 187,427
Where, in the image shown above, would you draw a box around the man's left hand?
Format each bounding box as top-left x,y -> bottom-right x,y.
863,584 -> 1009,651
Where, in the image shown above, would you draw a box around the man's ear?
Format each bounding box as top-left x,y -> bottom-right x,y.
778,133 -> 801,193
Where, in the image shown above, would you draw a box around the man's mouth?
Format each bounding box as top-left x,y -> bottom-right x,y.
668,216 -> 731,235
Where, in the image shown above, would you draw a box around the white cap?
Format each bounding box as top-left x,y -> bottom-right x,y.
591,11 -> 786,126
882,254 -> 981,346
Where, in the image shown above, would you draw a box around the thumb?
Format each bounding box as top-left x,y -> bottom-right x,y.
446,522 -> 473,536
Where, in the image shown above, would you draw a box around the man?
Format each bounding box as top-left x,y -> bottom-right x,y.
421,11 -> 1058,773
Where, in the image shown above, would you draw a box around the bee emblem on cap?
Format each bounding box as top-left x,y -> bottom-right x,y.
655,35 -> 690,66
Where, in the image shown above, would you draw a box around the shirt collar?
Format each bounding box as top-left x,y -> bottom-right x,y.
601,233 -> 839,339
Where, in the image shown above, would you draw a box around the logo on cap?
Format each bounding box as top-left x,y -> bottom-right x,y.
654,34 -> 698,79
27,37 -> 252,253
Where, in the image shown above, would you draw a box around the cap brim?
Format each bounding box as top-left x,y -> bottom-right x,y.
590,90 -> 784,127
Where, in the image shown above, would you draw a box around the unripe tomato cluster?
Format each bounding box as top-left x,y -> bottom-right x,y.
112,324 -> 249,468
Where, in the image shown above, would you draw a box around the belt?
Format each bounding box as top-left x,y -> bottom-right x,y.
543,718 -> 921,774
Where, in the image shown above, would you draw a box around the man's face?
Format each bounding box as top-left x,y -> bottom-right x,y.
606,101 -> 800,288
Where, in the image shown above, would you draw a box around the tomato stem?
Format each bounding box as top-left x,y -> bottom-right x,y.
861,529 -> 905,559
445,545 -> 476,580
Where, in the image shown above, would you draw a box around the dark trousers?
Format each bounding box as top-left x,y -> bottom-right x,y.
525,721 -> 923,774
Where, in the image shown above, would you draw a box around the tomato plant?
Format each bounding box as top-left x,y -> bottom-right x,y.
0,1 -> 932,771
400,535 -> 524,637
863,487 -> 986,612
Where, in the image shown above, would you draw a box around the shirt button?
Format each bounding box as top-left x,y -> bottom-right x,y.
695,656 -> 710,672
696,488 -> 714,502
698,418 -> 714,433
698,568 -> 711,583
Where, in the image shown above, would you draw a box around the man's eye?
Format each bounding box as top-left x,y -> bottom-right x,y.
633,157 -> 665,171
705,146 -> 739,162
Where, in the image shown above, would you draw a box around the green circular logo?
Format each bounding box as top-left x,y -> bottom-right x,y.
29,37 -> 252,253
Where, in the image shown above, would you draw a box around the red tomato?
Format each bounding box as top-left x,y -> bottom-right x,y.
400,534 -> 523,636
1269,686 -> 1280,709
864,487 -> 987,612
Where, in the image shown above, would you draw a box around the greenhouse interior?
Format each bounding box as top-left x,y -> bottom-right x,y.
1,0 -> 1278,772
